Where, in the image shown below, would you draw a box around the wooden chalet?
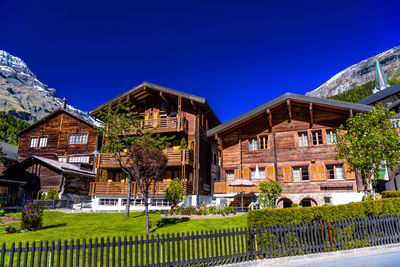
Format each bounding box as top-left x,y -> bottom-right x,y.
207,93 -> 373,208
88,81 -> 220,210
13,102 -> 102,201
0,142 -> 23,206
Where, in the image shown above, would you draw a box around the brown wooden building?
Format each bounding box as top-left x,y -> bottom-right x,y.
207,93 -> 372,208
88,81 -> 220,210
11,106 -> 101,201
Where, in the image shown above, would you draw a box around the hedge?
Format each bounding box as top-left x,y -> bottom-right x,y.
248,198 -> 400,227
381,191 -> 400,198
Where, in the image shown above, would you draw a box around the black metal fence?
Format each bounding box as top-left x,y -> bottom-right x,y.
1,214 -> 400,267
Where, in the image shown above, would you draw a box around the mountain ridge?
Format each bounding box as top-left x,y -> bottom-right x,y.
0,50 -> 101,126
307,46 -> 400,98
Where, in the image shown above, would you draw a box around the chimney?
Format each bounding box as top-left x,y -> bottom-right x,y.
62,97 -> 67,109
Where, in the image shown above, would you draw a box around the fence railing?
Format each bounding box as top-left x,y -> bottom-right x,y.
1,214 -> 400,266
32,200 -> 74,210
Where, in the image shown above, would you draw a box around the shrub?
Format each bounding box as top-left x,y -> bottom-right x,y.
248,198 -> 400,228
166,178 -> 185,206
5,225 -> 16,234
257,181 -> 282,208
382,191 -> 400,198
100,169 -> 109,182
45,188 -> 59,200
179,138 -> 188,149
0,209 -> 5,216
21,203 -> 43,231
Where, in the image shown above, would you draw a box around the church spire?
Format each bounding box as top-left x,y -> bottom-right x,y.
373,58 -> 389,93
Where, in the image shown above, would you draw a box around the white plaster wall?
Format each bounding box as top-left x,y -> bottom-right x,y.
331,192 -> 365,205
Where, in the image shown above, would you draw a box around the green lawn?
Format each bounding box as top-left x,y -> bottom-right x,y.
0,211 -> 247,247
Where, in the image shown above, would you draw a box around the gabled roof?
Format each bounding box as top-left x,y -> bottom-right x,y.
89,81 -> 221,124
207,93 -> 373,137
5,155 -> 96,176
358,82 -> 400,105
0,142 -> 18,161
18,108 -> 102,136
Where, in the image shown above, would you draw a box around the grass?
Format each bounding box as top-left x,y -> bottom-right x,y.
0,211 -> 248,247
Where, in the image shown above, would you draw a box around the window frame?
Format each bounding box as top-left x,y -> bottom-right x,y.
259,135 -> 269,150
326,130 -> 337,145
30,137 -> 39,148
226,170 -> 235,181
292,166 -> 310,182
250,167 -> 266,181
38,136 -> 48,147
298,132 -> 308,147
312,130 -> 323,146
248,137 -> 258,151
326,165 -> 344,180
68,133 -> 88,145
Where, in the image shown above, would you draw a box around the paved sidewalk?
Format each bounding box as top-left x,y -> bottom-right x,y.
224,244 -> 400,267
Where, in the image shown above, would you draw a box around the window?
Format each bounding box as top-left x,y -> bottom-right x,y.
327,130 -> 337,144
30,137 -> 38,147
0,186 -> 8,202
39,137 -> 48,147
251,168 -> 265,180
312,131 -> 323,145
392,119 -> 400,128
99,199 -> 118,206
298,132 -> 308,147
259,136 -> 269,149
58,157 -> 67,163
324,197 -> 332,205
68,133 -> 88,144
249,138 -> 258,150
160,113 -> 168,119
326,165 -> 344,180
226,170 -> 235,181
293,166 -> 309,181
69,156 -> 90,164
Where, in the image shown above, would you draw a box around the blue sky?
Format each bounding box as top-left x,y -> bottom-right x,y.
1,0 -> 399,122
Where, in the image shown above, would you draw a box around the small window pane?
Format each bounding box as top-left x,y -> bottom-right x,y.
298,132 -> 308,147
293,168 -> 301,182
30,138 -> 38,147
336,166 -> 344,179
327,166 -> 335,179
327,130 -> 337,144
39,137 -> 48,147
226,170 -> 235,181
312,131 -> 322,145
249,138 -> 258,150
301,167 -> 309,181
68,134 -> 88,144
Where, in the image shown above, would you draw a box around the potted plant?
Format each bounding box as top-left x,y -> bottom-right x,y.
4,225 -> 17,234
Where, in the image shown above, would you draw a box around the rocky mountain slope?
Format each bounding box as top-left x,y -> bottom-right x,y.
307,46 -> 400,98
0,50 -> 100,125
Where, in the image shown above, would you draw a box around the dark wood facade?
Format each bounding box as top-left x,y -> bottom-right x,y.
89,82 -> 220,197
208,94 -> 373,207
18,108 -> 99,168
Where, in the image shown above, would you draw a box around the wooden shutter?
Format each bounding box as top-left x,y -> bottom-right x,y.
310,165 -> 326,181
283,167 -> 293,182
266,167 -> 275,181
344,164 -> 355,180
242,169 -> 250,180
234,169 -> 240,179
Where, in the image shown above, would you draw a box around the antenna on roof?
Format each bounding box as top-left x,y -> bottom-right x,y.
62,97 -> 67,109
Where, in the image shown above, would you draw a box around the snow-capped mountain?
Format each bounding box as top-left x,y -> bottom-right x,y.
307,46 -> 400,98
0,50 -> 101,126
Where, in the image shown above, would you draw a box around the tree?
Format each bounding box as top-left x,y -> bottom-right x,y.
257,181 -> 282,208
179,137 -> 187,149
336,103 -> 400,194
166,177 -> 185,206
96,100 -> 171,232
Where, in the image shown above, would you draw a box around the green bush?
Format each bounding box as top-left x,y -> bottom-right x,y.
21,203 -> 43,231
166,178 -> 185,206
0,209 -> 5,216
45,188 -> 59,200
5,225 -> 17,234
248,198 -> 400,227
381,191 -> 400,198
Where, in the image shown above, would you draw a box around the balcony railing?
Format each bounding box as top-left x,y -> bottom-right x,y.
141,117 -> 188,133
213,181 -> 261,194
98,149 -> 193,168
89,180 -> 193,197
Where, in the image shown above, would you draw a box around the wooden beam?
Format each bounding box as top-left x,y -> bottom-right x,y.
266,109 -> 272,130
215,133 -> 223,150
286,99 -> 292,122
349,109 -> 354,118
309,102 -> 313,128
159,91 -> 170,104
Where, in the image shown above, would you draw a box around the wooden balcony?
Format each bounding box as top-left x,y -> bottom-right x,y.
141,117 -> 188,134
98,149 -> 193,168
213,181 -> 261,194
89,180 -> 193,197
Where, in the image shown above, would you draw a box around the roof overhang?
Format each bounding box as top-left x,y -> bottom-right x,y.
207,92 -> 373,137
